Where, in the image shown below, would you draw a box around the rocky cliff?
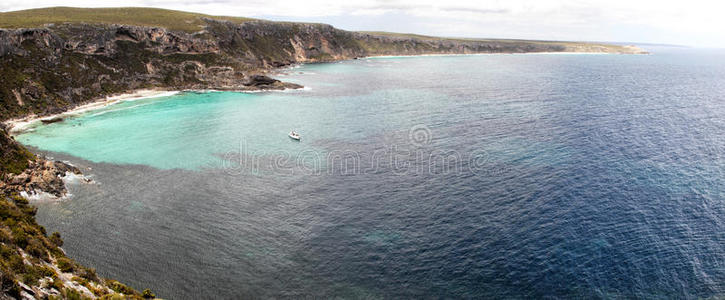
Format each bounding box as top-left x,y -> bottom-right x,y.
0,16 -> 646,122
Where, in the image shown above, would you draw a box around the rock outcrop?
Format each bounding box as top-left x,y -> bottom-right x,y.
242,75 -> 302,90
39,117 -> 63,124
1,159 -> 85,199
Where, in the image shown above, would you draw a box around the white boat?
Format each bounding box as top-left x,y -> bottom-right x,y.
289,131 -> 301,141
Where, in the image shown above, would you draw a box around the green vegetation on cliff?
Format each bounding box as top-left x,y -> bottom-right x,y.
0,192 -> 154,298
0,130 -> 34,175
0,7 -> 254,33
0,130 -> 153,298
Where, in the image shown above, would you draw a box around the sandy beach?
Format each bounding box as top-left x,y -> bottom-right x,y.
4,89 -> 180,134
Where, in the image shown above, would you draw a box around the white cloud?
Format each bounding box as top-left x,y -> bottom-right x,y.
1,0 -> 724,47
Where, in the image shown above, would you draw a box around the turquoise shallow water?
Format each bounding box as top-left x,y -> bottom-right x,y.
20,49 -> 725,299
17,91 -> 329,170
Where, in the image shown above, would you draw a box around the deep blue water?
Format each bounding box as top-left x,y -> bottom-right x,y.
21,48 -> 725,299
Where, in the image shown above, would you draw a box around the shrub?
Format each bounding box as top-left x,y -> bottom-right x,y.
0,136 -> 35,175
49,232 -> 63,247
3,218 -> 16,228
0,244 -> 15,258
79,266 -> 98,282
11,196 -> 28,207
49,246 -> 65,258
100,293 -> 127,300
20,264 -> 57,286
22,206 -> 37,218
57,257 -> 74,273
0,227 -> 11,243
108,280 -> 135,295
63,287 -> 82,300
142,288 -> 155,298
8,254 -> 25,274
26,238 -> 48,260
89,283 -> 109,297
71,276 -> 88,286
38,265 -> 56,278
0,266 -> 19,298
22,270 -> 40,286
11,228 -> 28,248
52,277 -> 64,291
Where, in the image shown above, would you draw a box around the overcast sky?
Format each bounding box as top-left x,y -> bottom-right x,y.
1,0 -> 723,47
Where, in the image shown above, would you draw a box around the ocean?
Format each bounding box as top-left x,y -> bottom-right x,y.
16,48 -> 725,298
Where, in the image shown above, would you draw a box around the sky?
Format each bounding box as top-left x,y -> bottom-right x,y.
1,0 -> 724,47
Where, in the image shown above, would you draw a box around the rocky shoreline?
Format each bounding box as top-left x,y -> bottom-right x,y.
0,159 -> 88,200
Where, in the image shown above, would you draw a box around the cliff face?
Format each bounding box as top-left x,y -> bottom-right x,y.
0,18 -> 646,122
0,21 -> 346,121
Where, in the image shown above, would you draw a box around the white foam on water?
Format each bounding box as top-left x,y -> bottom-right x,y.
20,190 -> 60,203
62,172 -> 94,185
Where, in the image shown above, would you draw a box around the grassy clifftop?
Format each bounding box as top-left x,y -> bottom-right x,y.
0,7 -> 255,32
0,7 -> 646,54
